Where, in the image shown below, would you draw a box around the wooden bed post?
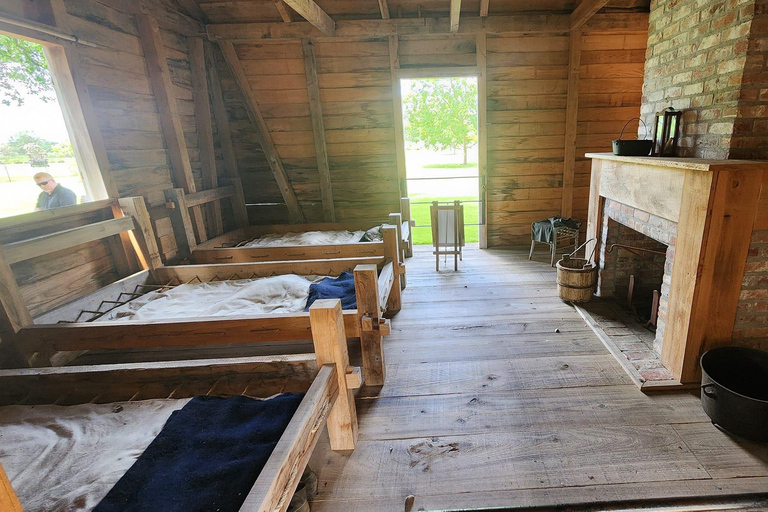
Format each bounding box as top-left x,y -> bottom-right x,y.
309,299 -> 358,450
388,212 -> 407,290
381,225 -> 403,309
0,248 -> 33,368
0,462 -> 22,512
164,188 -> 198,262
400,197 -> 414,258
119,196 -> 163,271
353,264 -> 386,387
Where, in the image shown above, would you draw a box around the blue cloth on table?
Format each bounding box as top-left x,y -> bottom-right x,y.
94,393 -> 304,512
304,270 -> 357,311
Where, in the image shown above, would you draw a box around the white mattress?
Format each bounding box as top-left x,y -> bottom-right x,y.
0,399 -> 190,511
243,229 -> 367,247
98,274 -> 320,322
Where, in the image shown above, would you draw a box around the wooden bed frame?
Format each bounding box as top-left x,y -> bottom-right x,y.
0,197 -> 398,386
163,185 -> 415,269
0,298 -> 360,512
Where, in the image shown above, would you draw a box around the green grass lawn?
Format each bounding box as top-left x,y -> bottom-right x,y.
410,196 -> 479,245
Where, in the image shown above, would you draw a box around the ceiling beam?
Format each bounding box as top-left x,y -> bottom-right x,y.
206,14 -> 574,41
273,0 -> 293,22
218,41 -> 306,223
378,0 -> 390,19
450,0 -> 461,32
479,0 -> 489,17
570,0 -> 611,30
281,0 -> 335,36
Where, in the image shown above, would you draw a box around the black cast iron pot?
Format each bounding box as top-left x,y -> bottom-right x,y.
700,346 -> 768,442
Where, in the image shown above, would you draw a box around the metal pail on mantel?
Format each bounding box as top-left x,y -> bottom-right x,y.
556,239 -> 597,303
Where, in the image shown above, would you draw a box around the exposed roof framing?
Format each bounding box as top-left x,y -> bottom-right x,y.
274,0 -> 293,22
571,0 -> 611,30
378,0 -> 391,19
450,0 -> 461,32
281,0 -> 335,36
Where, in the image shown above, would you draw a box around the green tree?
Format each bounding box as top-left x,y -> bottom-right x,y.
403,78 -> 478,164
2,132 -> 55,156
0,35 -> 54,106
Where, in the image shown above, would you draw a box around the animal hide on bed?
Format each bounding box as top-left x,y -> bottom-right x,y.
94,394 -> 304,512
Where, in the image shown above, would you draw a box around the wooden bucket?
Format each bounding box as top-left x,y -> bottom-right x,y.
556,257 -> 597,303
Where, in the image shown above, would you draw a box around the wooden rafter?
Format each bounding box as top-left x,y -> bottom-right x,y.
450,0 -> 462,32
570,0 -> 611,30
218,41 -> 306,223
302,39 -> 335,222
480,0 -> 490,17
273,0 -> 293,22
378,0 -> 390,19
136,13 -> 208,242
561,28 -> 582,218
189,37 -> 223,237
281,0 -> 335,36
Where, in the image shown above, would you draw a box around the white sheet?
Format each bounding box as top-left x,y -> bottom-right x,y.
98,274 -> 319,322
243,229 -> 366,247
0,399 -> 190,512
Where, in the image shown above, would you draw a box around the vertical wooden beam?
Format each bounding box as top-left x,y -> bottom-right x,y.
378,0 -> 390,18
388,214 -> 406,290
206,44 -> 250,229
389,35 -> 407,198
106,204 -> 139,277
281,0 -> 335,36
164,188 -> 197,261
477,31 -> 489,249
302,38 -> 335,222
561,27 -> 581,218
119,196 -> 164,271
190,37 -> 224,238
353,265 -> 386,386
136,13 -> 208,242
400,196 -> 414,257
480,0 -> 490,17
273,0 -> 293,22
0,462 -> 22,512
219,41 -> 306,223
450,0 -> 462,32
309,299 -> 358,450
382,224 -> 403,310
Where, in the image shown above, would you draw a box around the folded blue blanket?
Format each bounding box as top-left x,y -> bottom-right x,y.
305,271 -> 357,311
94,393 -> 304,512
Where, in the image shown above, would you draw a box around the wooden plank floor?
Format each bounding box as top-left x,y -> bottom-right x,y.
309,246 -> 768,511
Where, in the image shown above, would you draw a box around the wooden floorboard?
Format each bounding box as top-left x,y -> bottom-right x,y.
308,246 -> 768,510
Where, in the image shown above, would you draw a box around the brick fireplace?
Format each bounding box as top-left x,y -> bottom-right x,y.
586,153 -> 768,383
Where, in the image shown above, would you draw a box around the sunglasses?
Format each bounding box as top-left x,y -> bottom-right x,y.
36,180 -> 51,187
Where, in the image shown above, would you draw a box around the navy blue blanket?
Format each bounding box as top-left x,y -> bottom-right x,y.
94,393 -> 304,512
304,271 -> 357,311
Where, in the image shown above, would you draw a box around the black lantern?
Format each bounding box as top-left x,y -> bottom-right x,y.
652,107 -> 682,157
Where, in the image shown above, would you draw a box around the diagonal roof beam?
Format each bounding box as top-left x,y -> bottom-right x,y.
281,0 -> 335,36
480,0 -> 489,17
273,0 -> 292,22
378,0 -> 390,19
570,0 -> 610,30
450,0 -> 462,32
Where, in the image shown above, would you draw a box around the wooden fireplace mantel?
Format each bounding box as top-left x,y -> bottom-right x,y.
585,153 -> 768,383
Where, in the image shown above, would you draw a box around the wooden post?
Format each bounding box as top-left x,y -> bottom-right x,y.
389,35 -> 408,198
281,0 -> 336,36
119,196 -> 164,271
561,27 -> 582,218
136,13 -> 207,242
0,248 -> 32,368
388,213 -> 406,290
450,0 -> 462,32
302,38 -> 335,222
309,299 -> 358,450
107,203 -> 140,277
164,188 -> 197,261
0,462 -> 22,512
382,225 -> 403,311
353,265 -> 386,387
400,197 -> 414,258
190,37 -> 224,238
477,30 -> 489,248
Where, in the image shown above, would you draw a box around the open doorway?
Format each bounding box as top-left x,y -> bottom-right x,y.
401,76 -> 480,246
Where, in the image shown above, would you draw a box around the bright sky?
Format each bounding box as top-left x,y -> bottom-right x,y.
0,92 -> 70,144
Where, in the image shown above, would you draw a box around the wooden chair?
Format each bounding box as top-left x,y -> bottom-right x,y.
430,201 -> 465,271
528,221 -> 580,267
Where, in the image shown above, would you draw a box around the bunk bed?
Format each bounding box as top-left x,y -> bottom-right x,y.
0,198 -> 396,386
162,185 -> 414,274
0,296 -> 360,512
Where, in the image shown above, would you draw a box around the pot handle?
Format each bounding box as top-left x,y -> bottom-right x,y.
701,383 -> 717,398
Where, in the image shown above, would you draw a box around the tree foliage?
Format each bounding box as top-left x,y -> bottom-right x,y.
0,132 -> 55,156
403,78 -> 478,164
0,35 -> 54,106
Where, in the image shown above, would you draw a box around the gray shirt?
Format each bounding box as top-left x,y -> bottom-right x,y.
36,184 -> 77,210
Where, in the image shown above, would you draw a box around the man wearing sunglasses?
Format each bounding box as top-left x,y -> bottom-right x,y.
33,172 -> 77,211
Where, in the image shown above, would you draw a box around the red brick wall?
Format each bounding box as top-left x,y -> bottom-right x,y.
734,229 -> 768,350
640,0 -> 763,158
